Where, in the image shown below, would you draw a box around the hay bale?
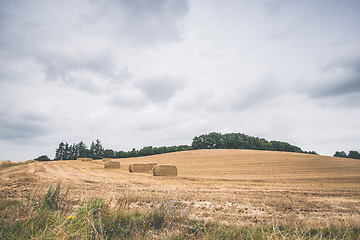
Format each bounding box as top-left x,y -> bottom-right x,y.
78,158 -> 93,162
104,161 -> 120,169
129,163 -> 157,173
153,165 -> 177,176
147,163 -> 158,169
102,158 -> 112,162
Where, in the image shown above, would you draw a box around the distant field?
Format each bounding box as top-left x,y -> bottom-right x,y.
1,149 -> 359,227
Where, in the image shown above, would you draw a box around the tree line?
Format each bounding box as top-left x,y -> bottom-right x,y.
52,139 -> 192,160
334,150 -> 360,159
191,132 -> 317,154
54,139 -> 104,160
36,132 -> 319,161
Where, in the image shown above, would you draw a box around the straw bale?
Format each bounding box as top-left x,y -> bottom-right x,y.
78,158 -> 93,162
129,163 -> 157,173
147,163 -> 158,169
153,165 -> 177,176
104,161 -> 120,169
102,158 -> 112,162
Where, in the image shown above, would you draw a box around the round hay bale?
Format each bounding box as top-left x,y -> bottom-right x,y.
104,161 -> 120,169
153,165 -> 177,176
129,163 -> 157,173
78,158 -> 93,162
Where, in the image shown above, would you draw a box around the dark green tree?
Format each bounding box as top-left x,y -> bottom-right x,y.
77,141 -> 89,158
348,150 -> 360,159
192,132 -> 223,149
103,149 -> 115,158
90,139 -> 104,159
129,148 -> 138,157
115,150 -> 127,158
334,151 -> 347,158
192,132 -> 303,153
55,142 -> 65,160
138,146 -> 154,156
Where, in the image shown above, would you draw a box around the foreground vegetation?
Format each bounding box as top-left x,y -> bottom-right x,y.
0,160 -> 34,169
1,184 -> 359,239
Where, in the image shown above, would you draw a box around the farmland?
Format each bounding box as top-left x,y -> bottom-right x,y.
2,149 -> 359,225
1,149 -> 360,238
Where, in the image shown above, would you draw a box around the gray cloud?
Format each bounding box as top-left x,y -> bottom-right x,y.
264,0 -> 289,16
108,87 -> 147,109
0,111 -> 49,141
306,58 -> 360,104
136,77 -> 184,103
232,78 -> 283,111
92,0 -> 189,46
0,0 -> 188,87
318,59 -> 360,97
34,53 -> 132,93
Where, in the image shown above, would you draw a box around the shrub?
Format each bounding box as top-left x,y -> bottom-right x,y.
41,182 -> 67,210
35,155 -> 51,161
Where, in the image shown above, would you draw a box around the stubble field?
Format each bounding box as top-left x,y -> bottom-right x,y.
1,149 -> 360,228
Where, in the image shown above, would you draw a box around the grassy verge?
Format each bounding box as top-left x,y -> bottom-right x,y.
0,184 -> 359,239
0,160 -> 35,169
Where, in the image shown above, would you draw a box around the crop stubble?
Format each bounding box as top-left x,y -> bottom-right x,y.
1,149 -> 359,227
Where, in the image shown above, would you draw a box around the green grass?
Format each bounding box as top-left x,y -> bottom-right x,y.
0,184 -> 359,239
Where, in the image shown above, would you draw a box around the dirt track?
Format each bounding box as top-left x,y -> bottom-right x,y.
1,149 -> 360,226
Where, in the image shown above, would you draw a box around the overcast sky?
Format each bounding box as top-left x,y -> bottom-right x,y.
1,0 -> 360,161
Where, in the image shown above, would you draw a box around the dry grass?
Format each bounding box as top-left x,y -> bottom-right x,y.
78,158 -> 92,161
1,149 -> 360,228
102,158 -> 112,162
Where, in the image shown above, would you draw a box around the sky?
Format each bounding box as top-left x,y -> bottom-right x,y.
1,0 -> 360,161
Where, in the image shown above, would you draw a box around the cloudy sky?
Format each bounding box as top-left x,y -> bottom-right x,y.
1,0 -> 360,161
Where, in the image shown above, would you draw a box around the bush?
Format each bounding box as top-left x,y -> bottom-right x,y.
35,155 -> 51,161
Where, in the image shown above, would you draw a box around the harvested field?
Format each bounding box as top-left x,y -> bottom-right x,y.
1,149 -> 360,227
102,158 -> 112,162
78,158 -> 92,161
104,161 -> 120,169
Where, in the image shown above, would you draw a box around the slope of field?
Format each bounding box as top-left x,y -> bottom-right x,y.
1,149 -> 359,226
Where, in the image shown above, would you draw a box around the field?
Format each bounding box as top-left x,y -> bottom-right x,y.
1,149 -> 360,238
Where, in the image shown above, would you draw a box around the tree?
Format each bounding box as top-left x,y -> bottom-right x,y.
303,151 -> 318,155
348,150 -> 360,159
192,132 -> 303,153
192,132 -> 223,149
55,142 -> 65,160
90,139 -> 104,159
334,151 -> 347,158
138,146 -> 154,156
129,148 -> 138,158
77,141 -> 88,158
115,151 -> 127,158
103,149 -> 115,158
64,143 -> 70,160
